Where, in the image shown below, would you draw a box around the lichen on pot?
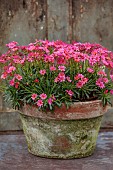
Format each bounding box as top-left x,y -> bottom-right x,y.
19,100 -> 106,159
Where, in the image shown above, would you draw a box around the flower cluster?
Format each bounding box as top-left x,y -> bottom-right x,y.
0,40 -> 113,110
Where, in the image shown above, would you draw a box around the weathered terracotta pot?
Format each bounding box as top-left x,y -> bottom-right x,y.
19,100 -> 106,159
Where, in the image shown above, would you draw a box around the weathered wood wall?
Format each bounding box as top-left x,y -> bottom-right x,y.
0,0 -> 113,131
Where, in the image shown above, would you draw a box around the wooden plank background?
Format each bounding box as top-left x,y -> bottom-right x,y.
0,0 -> 113,131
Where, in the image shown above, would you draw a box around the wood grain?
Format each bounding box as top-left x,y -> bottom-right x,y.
72,0 -> 113,50
47,0 -> 72,42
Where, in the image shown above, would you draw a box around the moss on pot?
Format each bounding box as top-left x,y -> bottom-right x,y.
20,113 -> 102,159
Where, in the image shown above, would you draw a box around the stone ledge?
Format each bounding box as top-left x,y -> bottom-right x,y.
0,131 -> 113,170
0,111 -> 22,131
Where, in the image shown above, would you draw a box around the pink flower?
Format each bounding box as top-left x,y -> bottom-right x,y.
82,77 -> 88,84
31,93 -> 38,100
97,70 -> 107,77
15,74 -> 22,81
54,77 -> 59,83
57,57 -> 66,65
58,72 -> 65,82
96,78 -> 105,89
34,79 -> 39,83
110,75 -> 113,81
6,41 -> 18,49
87,67 -> 94,73
39,70 -> 46,75
108,61 -> 113,68
110,90 -> 113,95
48,95 -> 56,105
27,45 -> 36,51
104,90 -> 108,94
48,98 -> 53,105
76,76 -> 88,88
66,76 -> 72,82
51,95 -> 56,100
15,82 -> 20,89
8,66 -> 16,73
36,100 -> 43,107
1,72 -> 8,79
66,90 -> 74,97
12,47 -> 18,51
50,66 -> 56,71
74,74 -> 84,80
9,79 -> 15,86
40,93 -> 47,100
76,80 -> 84,88
44,55 -> 54,63
58,65 -> 66,72
103,78 -> 109,84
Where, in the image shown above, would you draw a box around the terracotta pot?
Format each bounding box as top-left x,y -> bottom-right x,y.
19,100 -> 107,159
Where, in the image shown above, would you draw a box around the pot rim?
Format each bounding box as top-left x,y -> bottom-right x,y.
19,100 -> 107,120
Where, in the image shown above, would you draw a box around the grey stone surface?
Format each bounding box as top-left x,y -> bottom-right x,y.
0,132 -> 113,170
0,111 -> 22,131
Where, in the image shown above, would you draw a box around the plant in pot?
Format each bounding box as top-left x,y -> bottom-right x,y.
0,40 -> 113,159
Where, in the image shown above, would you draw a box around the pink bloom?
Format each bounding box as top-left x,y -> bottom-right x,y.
102,59 -> 109,66
15,82 -> 20,89
87,67 -> 94,73
36,100 -> 43,107
39,69 -> 46,75
58,72 -> 66,82
48,98 -> 53,105
57,57 -> 66,65
9,79 -> 15,86
97,70 -> 107,76
66,90 -> 74,97
13,59 -> 21,64
0,59 -> 5,63
48,95 -> 56,104
108,61 -> 113,68
8,66 -> 16,73
20,57 -> 25,64
40,93 -> 47,100
31,93 -> 38,100
104,90 -> 108,94
82,77 -> 88,84
54,77 -> 59,83
76,80 -> 84,88
110,75 -> 113,81
110,90 -> 113,95
34,79 -> 39,83
96,79 -> 105,89
66,76 -> 72,82
74,74 -> 84,80
1,72 -> 8,79
103,78 -> 109,83
6,41 -> 18,49
58,65 -> 66,72
76,76 -> 88,88
15,74 -> 22,81
50,66 -> 56,71
28,45 -> 36,51
44,55 -> 54,63
51,95 -> 56,100
12,47 -> 18,51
